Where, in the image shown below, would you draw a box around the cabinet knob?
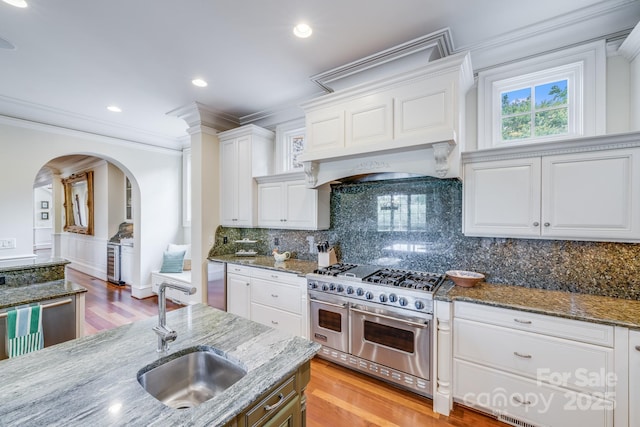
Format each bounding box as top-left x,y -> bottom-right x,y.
635,345 -> 640,352
544,222 -> 550,227
245,282 -> 250,286
533,222 -> 539,227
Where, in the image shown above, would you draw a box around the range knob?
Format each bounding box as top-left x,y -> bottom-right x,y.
322,283 -> 329,291
356,288 -> 364,296
365,291 -> 374,300
379,294 -> 387,303
309,281 -> 318,289
346,286 -> 355,294
329,284 -> 336,291
399,297 -> 408,307
336,285 -> 345,293
388,293 -> 398,303
415,300 -> 425,310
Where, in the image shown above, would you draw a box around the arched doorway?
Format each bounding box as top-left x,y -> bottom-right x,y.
34,155 -> 140,285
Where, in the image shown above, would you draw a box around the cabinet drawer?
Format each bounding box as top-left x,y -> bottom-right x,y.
227,263 -> 253,277
244,374 -> 297,427
454,318 -> 614,394
454,302 -> 613,347
251,303 -> 302,336
251,278 -> 301,313
454,359 -> 613,427
251,268 -> 304,286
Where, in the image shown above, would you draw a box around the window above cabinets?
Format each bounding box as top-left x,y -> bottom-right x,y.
275,119 -> 306,174
477,40 -> 606,150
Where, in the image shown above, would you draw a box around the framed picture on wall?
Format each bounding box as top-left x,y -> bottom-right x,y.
41,201 -> 49,209
41,212 -> 49,220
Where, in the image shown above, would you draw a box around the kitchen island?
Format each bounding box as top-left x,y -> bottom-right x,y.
0,303 -> 321,426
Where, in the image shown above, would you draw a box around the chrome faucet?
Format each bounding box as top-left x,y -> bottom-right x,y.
153,282 -> 197,352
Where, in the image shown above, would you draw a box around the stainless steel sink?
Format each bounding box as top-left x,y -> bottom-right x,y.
137,346 -> 247,409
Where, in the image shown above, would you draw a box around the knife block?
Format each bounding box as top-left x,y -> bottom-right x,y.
318,248 -> 337,267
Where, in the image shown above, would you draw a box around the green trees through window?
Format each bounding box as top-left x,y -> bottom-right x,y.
501,79 -> 568,142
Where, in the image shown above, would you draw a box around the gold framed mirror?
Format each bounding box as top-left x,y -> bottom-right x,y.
62,171 -> 94,235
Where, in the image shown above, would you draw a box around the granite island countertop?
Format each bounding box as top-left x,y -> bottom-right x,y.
0,303 -> 320,426
436,281 -> 640,329
209,255 -> 318,277
0,279 -> 87,310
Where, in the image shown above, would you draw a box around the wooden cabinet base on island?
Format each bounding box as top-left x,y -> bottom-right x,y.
225,361 -> 310,427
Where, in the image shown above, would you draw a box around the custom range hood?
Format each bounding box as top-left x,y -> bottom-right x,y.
298,34 -> 473,188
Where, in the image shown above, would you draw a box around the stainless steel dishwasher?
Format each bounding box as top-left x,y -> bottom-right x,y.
206,260 -> 226,310
0,295 -> 77,360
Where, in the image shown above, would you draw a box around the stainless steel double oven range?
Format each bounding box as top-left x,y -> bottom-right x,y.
307,263 -> 444,397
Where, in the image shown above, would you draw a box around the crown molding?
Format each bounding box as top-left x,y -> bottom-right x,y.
0,114 -> 182,155
0,94 -> 183,150
167,101 -> 240,133
310,28 -> 454,93
619,21 -> 640,61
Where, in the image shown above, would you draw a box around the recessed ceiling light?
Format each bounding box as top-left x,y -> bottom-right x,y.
107,105 -> 122,113
2,0 -> 28,8
192,78 -> 208,87
293,23 -> 313,38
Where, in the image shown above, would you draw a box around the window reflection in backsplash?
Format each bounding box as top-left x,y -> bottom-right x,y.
214,175 -> 640,300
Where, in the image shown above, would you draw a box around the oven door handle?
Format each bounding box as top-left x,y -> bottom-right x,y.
350,306 -> 430,329
309,296 -> 349,309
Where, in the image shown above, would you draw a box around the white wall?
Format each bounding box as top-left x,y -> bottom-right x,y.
0,116 -> 182,298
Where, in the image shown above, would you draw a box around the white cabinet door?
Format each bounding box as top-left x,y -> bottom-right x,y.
346,97 -> 392,147
630,329 -> 640,427
235,135 -> 256,227
463,158 -> 541,237
226,273 -> 250,318
305,109 -> 345,153
220,139 -> 239,226
120,245 -> 134,285
284,180 -> 316,229
257,182 -> 284,228
542,148 -> 640,240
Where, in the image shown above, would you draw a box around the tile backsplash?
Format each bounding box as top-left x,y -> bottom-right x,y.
212,176 -> 640,300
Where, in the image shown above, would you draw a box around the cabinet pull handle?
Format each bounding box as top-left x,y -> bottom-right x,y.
264,393 -> 285,411
271,294 -> 279,298
271,275 -> 279,279
512,396 -> 532,405
514,318 -> 532,324
514,351 -> 532,359
544,222 -> 550,227
271,320 -> 279,325
635,345 -> 640,352
0,298 -> 73,318
533,222 -> 539,227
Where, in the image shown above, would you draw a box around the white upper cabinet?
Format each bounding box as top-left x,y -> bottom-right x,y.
256,172 -> 330,230
463,135 -> 640,242
219,125 -> 274,228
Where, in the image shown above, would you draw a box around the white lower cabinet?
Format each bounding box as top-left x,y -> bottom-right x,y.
225,264 -> 308,338
227,271 -> 251,318
629,329 -> 640,427
453,302 -> 614,427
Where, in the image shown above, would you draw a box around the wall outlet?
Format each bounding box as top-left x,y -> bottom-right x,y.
223,236 -> 228,244
274,237 -> 280,246
0,238 -> 16,249
0,276 -> 5,285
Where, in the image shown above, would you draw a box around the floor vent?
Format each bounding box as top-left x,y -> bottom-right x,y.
498,414 -> 539,427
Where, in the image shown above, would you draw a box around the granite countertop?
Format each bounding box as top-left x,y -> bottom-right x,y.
0,257 -> 70,273
0,304 -> 320,426
437,281 -> 640,329
209,255 -> 318,277
0,280 -> 87,310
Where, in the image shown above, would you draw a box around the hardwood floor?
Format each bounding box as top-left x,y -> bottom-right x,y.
72,268 -> 506,427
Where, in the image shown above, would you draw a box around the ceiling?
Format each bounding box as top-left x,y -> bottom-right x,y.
1,0 -> 639,150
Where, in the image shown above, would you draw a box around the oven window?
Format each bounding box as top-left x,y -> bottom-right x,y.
364,320 -> 414,353
318,309 -> 342,332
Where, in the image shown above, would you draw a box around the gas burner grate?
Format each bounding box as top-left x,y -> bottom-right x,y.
313,263 -> 358,276
363,268 -> 444,292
